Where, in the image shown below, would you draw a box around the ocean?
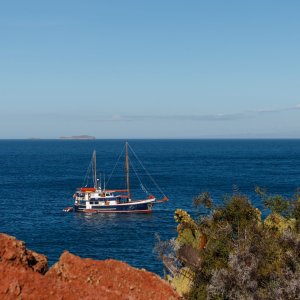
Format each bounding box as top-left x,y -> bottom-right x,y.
1,139 -> 300,275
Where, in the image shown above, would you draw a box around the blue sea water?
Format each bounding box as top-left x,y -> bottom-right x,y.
1,139 -> 300,275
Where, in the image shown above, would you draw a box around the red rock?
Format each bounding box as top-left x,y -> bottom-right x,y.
0,233 -> 48,274
0,233 -> 180,300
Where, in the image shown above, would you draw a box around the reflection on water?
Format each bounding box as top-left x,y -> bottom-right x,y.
73,211 -> 154,228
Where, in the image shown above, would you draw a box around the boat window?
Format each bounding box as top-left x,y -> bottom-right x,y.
94,201 -> 98,204
90,201 -> 94,204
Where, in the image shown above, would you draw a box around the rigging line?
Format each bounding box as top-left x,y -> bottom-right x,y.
84,163 -> 92,187
128,156 -> 149,195
128,143 -> 166,197
105,144 -> 126,187
82,154 -> 93,187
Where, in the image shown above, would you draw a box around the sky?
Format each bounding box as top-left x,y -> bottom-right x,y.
0,0 -> 300,138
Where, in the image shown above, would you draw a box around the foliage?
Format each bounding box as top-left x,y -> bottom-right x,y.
175,209 -> 197,229
193,192 -> 213,210
264,213 -> 296,233
213,194 -> 260,235
156,189 -> 300,299
172,267 -> 195,296
256,186 -> 293,217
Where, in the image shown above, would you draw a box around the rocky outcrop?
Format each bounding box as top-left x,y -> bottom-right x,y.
0,233 -> 48,274
0,233 -> 180,300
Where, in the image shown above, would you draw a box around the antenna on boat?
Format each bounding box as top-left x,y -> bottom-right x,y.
93,150 -> 97,189
126,141 -> 130,199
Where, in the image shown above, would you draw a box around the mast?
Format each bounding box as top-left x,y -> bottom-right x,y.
93,150 -> 97,188
125,142 -> 130,199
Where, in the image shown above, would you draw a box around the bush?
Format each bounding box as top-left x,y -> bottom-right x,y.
157,189 -> 300,299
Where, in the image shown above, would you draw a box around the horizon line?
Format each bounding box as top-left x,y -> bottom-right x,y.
1,137 -> 300,140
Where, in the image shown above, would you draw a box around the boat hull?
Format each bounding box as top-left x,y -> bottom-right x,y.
74,201 -> 153,213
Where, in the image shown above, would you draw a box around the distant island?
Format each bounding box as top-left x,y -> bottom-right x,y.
60,135 -> 96,140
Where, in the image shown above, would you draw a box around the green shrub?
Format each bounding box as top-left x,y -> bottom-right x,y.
157,189 -> 300,299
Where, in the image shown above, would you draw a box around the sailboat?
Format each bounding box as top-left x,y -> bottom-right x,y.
71,142 -> 168,213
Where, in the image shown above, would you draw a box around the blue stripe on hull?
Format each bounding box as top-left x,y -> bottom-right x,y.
74,202 -> 152,213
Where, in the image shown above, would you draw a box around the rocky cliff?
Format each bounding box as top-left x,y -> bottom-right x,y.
0,233 -> 180,300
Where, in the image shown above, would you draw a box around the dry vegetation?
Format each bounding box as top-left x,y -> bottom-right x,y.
156,188 -> 300,299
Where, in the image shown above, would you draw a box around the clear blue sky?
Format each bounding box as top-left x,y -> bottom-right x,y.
1,0 -> 300,138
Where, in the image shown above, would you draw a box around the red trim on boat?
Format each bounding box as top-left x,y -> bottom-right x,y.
83,209 -> 98,213
80,188 -> 96,192
155,196 -> 169,203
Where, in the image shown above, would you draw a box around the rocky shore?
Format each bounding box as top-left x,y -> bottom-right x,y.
0,233 -> 180,300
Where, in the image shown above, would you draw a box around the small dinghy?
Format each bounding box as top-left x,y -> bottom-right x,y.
63,206 -> 74,212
